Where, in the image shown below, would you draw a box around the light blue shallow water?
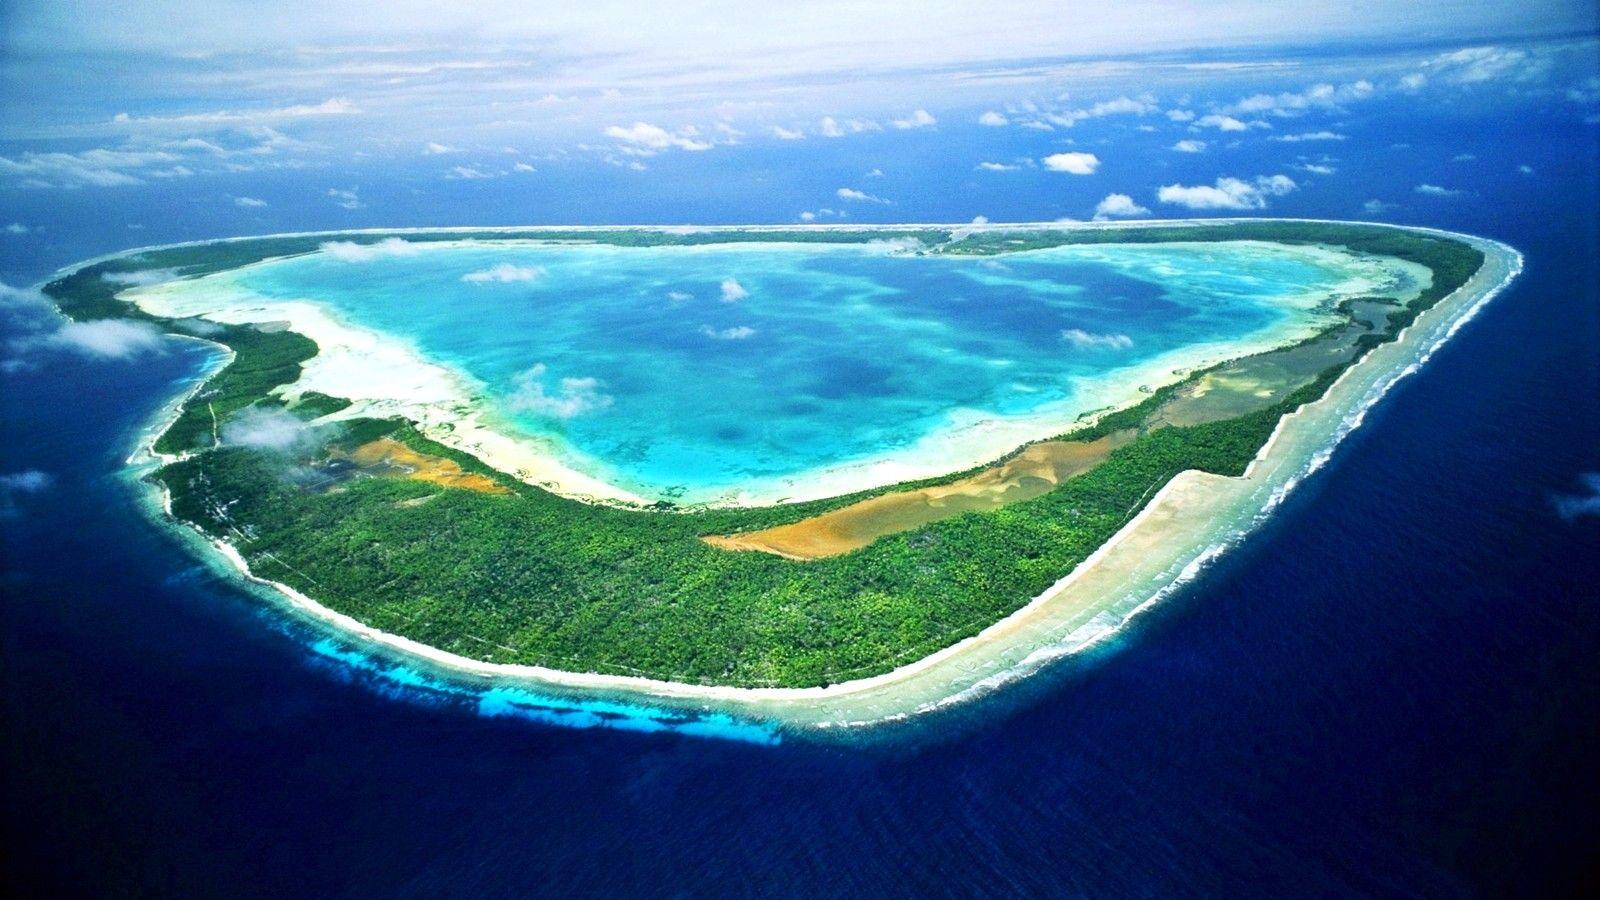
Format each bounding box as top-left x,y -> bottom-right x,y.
232,240 -> 1364,501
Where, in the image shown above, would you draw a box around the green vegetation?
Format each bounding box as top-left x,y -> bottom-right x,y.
44,222 -> 1486,687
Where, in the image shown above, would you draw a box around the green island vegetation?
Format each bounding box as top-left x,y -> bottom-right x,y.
46,222 -> 1485,687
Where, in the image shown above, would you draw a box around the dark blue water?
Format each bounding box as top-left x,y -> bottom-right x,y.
5,119 -> 1599,894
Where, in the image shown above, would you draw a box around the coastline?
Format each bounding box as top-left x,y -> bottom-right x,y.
96,220 -> 1522,733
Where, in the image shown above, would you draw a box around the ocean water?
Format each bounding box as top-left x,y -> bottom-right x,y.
4,111 -> 1599,895
223,240 -> 1381,502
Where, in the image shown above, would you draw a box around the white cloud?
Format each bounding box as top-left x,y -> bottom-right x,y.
232,195 -> 267,207
5,223 -> 31,234
221,406 -> 313,452
1170,139 -> 1207,153
1040,95 -> 1157,128
423,141 -> 459,154
978,111 -> 1008,126
817,116 -> 879,138
798,211 -> 816,222
48,319 -> 166,359
603,121 -> 713,151
1225,80 -> 1374,117
1041,151 -> 1100,174
319,237 -> 422,261
667,290 -> 693,301
700,325 -> 756,340
1414,183 -> 1463,197
513,162 -> 536,172
864,168 -> 884,177
977,161 -> 1018,171
1362,199 -> 1397,214
1518,164 -> 1535,175
506,363 -> 612,419
1296,163 -> 1336,175
1423,45 -> 1548,85
1194,114 -> 1254,132
1399,72 -> 1428,92
771,125 -> 805,140
1157,174 -> 1296,210
0,147 -> 182,188
327,187 -> 364,209
1062,328 -> 1134,350
891,108 -> 937,129
837,186 -> 889,203
1166,109 -> 1196,122
110,98 -> 355,129
1092,193 -> 1149,220
462,263 -> 544,283
102,268 -> 179,287
1452,153 -> 1477,161
446,165 -> 495,179
1271,130 -> 1346,142
719,277 -> 749,302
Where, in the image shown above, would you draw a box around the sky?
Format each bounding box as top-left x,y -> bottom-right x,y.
0,1 -> 1596,282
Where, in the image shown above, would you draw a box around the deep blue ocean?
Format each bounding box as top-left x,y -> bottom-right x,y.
3,103 -> 1598,896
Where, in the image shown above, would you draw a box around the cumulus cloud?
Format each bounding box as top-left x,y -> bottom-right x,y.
1553,473 -> 1600,520
6,223 -> 32,234
1271,130 -> 1346,142
1157,174 -> 1297,210
837,186 -> 889,203
891,109 -> 937,129
603,122 -> 713,152
700,324 -> 756,340
102,268 -> 179,287
977,161 -> 1018,171
505,364 -> 612,419
978,111 -> 1008,126
221,406 -> 314,452
1092,193 -> 1150,220
817,116 -> 879,138
1296,163 -> 1337,175
1167,109 -> 1196,122
1414,183 -> 1463,197
1362,199 -> 1397,214
424,141 -> 460,154
1195,114 -> 1253,132
319,237 -> 421,261
1041,152 -> 1100,174
719,278 -> 749,302
48,319 -> 166,359
1225,80 -> 1374,117
462,263 -> 544,283
771,125 -> 805,140
1171,139 -> 1207,153
327,187 -> 363,209
232,195 -> 268,207
1062,329 -> 1134,350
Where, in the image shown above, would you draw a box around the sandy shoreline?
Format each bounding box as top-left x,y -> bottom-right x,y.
94,221 -> 1520,733
122,236 -> 1417,509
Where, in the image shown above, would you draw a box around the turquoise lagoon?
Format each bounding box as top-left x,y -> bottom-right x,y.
180,238 -> 1417,504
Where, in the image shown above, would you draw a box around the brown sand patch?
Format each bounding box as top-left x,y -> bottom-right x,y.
342,437 -> 510,495
705,432 -> 1132,560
